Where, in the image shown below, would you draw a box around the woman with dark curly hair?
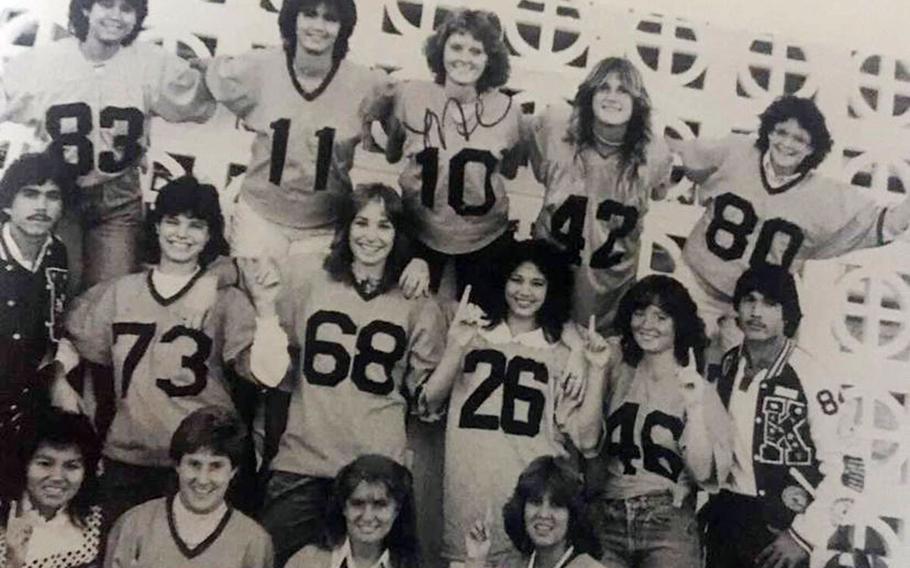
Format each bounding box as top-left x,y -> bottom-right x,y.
0,408 -> 103,568
285,454 -> 419,568
257,183 -> 445,565
65,176 -> 275,524
523,57 -> 672,335
465,455 -> 604,568
669,94 -> 910,341
563,274 -> 731,568
383,8 -> 521,310
418,240 -> 581,565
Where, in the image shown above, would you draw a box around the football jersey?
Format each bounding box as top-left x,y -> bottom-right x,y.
105,496 -> 273,568
586,342 -> 722,500
0,37 -> 214,187
388,81 -> 521,254
442,324 -> 569,563
678,135 -> 886,300
525,105 -> 672,331
206,50 -> 391,229
66,271 -> 255,466
271,254 -> 446,479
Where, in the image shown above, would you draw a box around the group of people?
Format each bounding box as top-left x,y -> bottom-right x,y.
0,0 -> 892,567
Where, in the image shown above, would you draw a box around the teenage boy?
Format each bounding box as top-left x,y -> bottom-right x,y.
0,152 -> 81,496
703,266 -> 857,568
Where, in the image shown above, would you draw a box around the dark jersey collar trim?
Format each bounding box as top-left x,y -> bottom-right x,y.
758,151 -> 809,195
284,50 -> 341,102
166,494 -> 234,559
147,268 -> 205,307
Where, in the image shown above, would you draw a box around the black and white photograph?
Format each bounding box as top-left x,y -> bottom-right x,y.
0,0 -> 907,567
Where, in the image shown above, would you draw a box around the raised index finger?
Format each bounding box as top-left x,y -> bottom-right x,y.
456,285 -> 473,319
588,315 -> 596,339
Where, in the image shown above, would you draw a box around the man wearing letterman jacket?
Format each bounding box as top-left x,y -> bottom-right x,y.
704,266 -> 857,568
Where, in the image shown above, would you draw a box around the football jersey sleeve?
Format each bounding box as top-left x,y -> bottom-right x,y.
811,180 -> 886,258
65,280 -> 118,366
0,52 -> 32,124
520,105 -> 568,185
643,135 -> 674,200
146,46 -> 216,123
206,53 -> 261,119
217,287 -> 257,363
358,68 -> 396,126
672,134 -> 738,194
403,297 -> 447,395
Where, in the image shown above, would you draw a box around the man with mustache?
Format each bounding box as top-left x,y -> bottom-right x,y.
0,152 -> 82,498
702,266 -> 856,568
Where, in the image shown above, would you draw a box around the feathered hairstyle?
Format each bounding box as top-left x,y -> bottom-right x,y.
321,455 -> 419,568
567,57 -> 653,181
68,0 -> 148,46
423,9 -> 510,93
614,274 -> 707,368
756,95 -> 833,174
0,151 -> 75,218
733,265 -> 803,338
279,0 -> 357,62
323,183 -> 413,293
502,456 -> 601,557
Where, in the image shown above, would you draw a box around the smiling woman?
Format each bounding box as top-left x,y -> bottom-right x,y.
0,409 -> 102,568
285,455 -> 419,568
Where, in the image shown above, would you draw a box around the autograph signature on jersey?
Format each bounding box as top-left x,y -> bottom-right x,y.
404,94 -> 513,150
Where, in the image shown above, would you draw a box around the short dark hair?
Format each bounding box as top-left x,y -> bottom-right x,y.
733,265 -> 803,337
9,408 -> 101,528
68,0 -> 148,46
323,183 -> 413,293
756,95 -> 833,174
322,455 -> 418,568
484,239 -> 573,344
502,456 -> 600,558
0,152 -> 74,219
614,274 -> 708,368
279,0 -> 357,62
142,175 -> 228,267
168,406 -> 248,467
424,9 -> 510,93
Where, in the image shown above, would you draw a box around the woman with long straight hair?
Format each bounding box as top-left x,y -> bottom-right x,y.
524,57 -> 672,335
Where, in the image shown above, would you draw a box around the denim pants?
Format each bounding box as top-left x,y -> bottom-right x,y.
57,169 -> 143,293
590,492 -> 701,568
259,471 -> 332,567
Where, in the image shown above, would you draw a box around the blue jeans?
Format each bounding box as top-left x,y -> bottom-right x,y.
591,492 -> 701,568
259,471 -> 332,567
58,169 -> 143,293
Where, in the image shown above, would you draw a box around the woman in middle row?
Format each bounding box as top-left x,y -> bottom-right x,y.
418,239 -> 579,566
255,183 -> 447,566
564,275 -> 731,568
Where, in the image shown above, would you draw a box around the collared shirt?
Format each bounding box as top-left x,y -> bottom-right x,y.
761,151 -> 802,190
528,546 -> 575,568
1,223 -> 53,273
480,322 -> 554,350
330,538 -> 391,568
